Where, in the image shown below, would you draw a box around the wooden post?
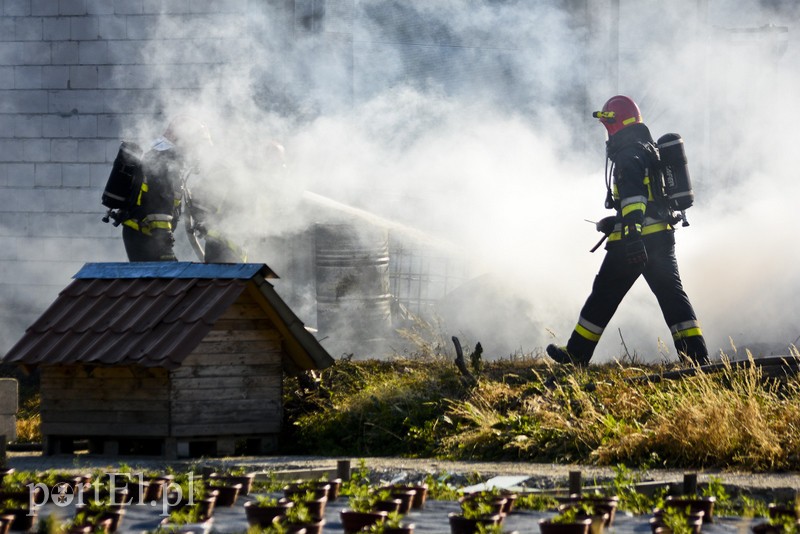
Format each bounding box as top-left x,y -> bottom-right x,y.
337,460 -> 352,482
569,471 -> 582,496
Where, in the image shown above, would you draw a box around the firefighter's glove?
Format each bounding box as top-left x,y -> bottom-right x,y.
596,216 -> 617,235
625,237 -> 648,266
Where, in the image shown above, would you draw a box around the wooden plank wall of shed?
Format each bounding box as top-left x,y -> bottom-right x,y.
40,365 -> 170,436
169,291 -> 283,438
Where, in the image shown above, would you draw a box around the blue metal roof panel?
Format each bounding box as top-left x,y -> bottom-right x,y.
74,262 -> 277,280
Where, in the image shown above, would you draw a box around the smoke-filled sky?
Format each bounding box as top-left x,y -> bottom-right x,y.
10,0 -> 799,362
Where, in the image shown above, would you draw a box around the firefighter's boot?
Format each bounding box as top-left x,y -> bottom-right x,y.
546,344 -> 591,367
676,336 -> 709,366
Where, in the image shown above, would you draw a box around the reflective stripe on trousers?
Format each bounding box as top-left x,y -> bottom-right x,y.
671,319 -> 703,340
574,316 -> 603,343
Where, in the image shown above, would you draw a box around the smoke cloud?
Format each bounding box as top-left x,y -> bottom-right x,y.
5,0 -> 799,362
91,0 -> 800,361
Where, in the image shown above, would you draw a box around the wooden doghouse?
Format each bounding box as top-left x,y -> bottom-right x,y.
2,262 -> 334,458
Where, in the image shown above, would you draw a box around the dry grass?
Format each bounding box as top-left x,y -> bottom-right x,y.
15,393 -> 42,443
641,356 -> 800,469
16,413 -> 41,443
286,351 -> 800,470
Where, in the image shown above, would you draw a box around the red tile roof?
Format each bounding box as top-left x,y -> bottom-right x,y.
2,262 -> 334,371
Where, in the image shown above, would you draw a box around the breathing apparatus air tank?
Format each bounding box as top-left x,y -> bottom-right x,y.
101,141 -> 143,210
657,133 -> 694,213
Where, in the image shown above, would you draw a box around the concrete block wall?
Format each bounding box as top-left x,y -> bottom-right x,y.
0,0 -> 282,353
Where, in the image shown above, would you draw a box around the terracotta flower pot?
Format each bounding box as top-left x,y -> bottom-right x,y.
388,489 -> 416,514
144,475 -> 174,502
101,507 -> 126,533
244,500 -> 294,527
6,507 -> 36,532
209,473 -> 256,496
768,503 -> 800,521
538,517 -> 592,534
459,494 -> 508,516
285,483 -> 330,501
207,483 -> 241,507
374,498 -> 403,514
197,490 -> 219,520
339,509 -> 387,534
752,519 -> 800,534
500,492 -> 518,514
557,495 -> 619,526
75,503 -> 126,533
0,513 -> 16,534
408,485 -> 429,509
665,496 -> 716,523
386,484 -> 428,509
68,517 -> 113,534
323,479 -> 343,501
650,510 -> 704,534
558,503 -> 612,532
449,513 -> 504,534
285,495 -> 327,522
580,513 -> 609,534
159,517 -> 214,534
287,518 -> 325,534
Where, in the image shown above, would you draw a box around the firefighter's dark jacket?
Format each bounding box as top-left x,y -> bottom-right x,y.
123,149 -> 184,235
605,123 -> 670,246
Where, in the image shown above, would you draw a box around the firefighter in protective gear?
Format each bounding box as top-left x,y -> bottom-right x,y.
185,159 -> 247,263
121,116 -> 211,262
546,95 -> 709,366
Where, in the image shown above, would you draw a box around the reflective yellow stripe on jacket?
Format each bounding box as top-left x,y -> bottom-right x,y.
607,220 -> 672,242
122,214 -> 173,236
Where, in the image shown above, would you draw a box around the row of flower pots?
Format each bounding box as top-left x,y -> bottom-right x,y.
2,466 -> 799,534
244,479 -> 429,534
0,467 -> 260,533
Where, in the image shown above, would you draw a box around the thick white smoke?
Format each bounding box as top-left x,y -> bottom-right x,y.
135,0 -> 800,361
7,0 -> 796,361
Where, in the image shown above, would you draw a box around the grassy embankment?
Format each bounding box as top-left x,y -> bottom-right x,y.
11,339 -> 800,472
283,345 -> 800,471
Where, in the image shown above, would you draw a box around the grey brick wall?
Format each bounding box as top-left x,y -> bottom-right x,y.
0,0 -> 275,353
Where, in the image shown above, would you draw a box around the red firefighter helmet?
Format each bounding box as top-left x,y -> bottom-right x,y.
162,115 -> 212,150
592,95 -> 642,136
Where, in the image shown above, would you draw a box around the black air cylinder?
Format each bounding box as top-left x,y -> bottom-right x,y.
101,141 -> 143,209
657,133 -> 694,211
